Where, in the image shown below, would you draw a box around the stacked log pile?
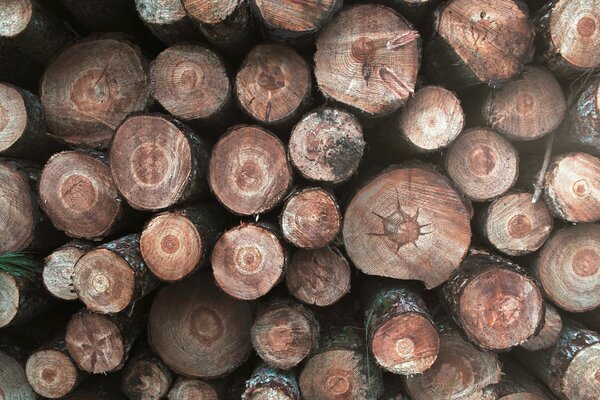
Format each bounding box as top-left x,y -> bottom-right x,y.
1,0 -> 600,399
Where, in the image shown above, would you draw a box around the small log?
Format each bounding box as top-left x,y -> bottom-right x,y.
134,0 -> 199,45
0,349 -> 36,400
110,114 -> 210,211
39,150 -> 125,240
0,271 -> 56,329
148,270 -> 253,378
299,326 -> 384,400
521,303 -> 563,352
285,247 -> 351,307
73,234 -> 159,314
543,152 -> 600,222
140,204 -> 228,282
208,125 -> 292,215
25,338 -> 85,399
534,224 -> 600,312
235,43 -> 311,127
168,377 -> 221,400
482,359 -> 558,399
560,76 -> 600,153
403,320 -> 502,400
534,0 -> 600,78
480,191 -> 554,256
424,0 -> 534,89
40,36 -> 151,149
516,322 -> 600,400
343,163 -> 472,289
249,0 -> 342,41
121,350 -> 173,400
314,4 -> 420,117
211,223 -> 287,301
0,82 -> 59,159
251,299 -> 319,369
65,306 -> 147,374
446,128 -> 519,202
289,107 -> 364,185
242,363 -> 300,400
181,0 -> 255,57
43,240 -> 93,301
0,0 -> 76,63
440,249 -> 544,351
149,44 -> 233,129
363,279 -> 439,375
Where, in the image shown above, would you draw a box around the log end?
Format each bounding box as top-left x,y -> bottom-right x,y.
25,350 -> 78,399
0,161 -> 35,253
0,82 -> 28,153
563,342 -> 600,399
0,271 -> 19,328
168,378 -> 220,400
121,357 -> 172,400
0,0 -> 32,38
43,244 -> 88,301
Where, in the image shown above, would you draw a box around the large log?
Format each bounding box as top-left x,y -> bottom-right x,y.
534,224 -> 600,312
440,249 -> 544,351
43,240 -> 92,301
40,36 -> 151,149
0,271 -> 56,329
314,4 -> 420,117
560,76 -> 600,153
148,270 -> 253,378
168,377 -> 221,400
0,349 -> 36,400
121,349 -> 173,400
242,363 -> 300,400
343,163 -> 472,289
134,0 -> 199,45
424,0 -> 534,89
521,303 -> 563,352
110,114 -> 210,211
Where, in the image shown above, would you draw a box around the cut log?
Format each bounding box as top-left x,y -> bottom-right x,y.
394,85 -> 464,153
280,187 -> 341,249
181,0 -> 255,57
314,4 -> 420,117
235,43 -> 311,127
440,249 -> 544,351
0,271 -> 55,329
65,306 -> 147,374
43,240 -> 93,301
140,204 -> 228,282
285,247 -> 351,307
343,163 -> 472,289
251,299 -> 319,369
168,378 -> 220,400
534,224 -> 600,312
211,223 -> 287,301
363,279 -> 439,375
40,36 -> 151,149
482,359 -> 557,400
516,322 -> 600,400
0,0 -> 76,63
147,270 -> 253,378
134,0 -> 199,44
242,363 -> 300,400
73,234 -> 159,314
288,107 -> 364,185
0,349 -> 36,400
534,0 -> 600,78
149,44 -> 232,129
424,0 -> 534,89
0,82 -> 59,159
481,65 -> 566,141
403,320 -> 502,400
249,0 -> 342,41
521,303 -> 563,352
25,338 -> 85,399
543,152 -> 600,222
446,128 -> 519,202
39,150 -> 125,239
110,114 -> 210,211
299,326 -> 383,400
208,125 -> 292,215
560,76 -> 600,152
480,191 -> 554,256
121,350 -> 173,400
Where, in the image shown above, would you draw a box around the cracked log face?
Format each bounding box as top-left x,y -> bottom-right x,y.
343,164 -> 471,289
26,349 -> 79,399
314,4 -> 420,117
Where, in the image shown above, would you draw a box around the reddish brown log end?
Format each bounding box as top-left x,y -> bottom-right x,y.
25,350 -> 79,399
168,378 -> 220,400
521,303 -> 562,351
209,125 -> 292,215
0,161 -> 35,253
0,82 -> 29,153
121,357 -> 172,400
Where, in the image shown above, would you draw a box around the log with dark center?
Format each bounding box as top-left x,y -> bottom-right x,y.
520,303 -> 563,352
242,363 -> 300,400
134,0 -> 199,44
147,270 -> 253,378
43,240 -> 92,301
0,349 -> 36,400
343,163 -> 472,289
211,223 -> 287,301
0,271 -> 55,329
168,378 -> 220,400
561,76 -> 600,152
40,36 -> 151,149
121,350 -> 173,400
110,114 -> 210,211
446,128 -> 519,202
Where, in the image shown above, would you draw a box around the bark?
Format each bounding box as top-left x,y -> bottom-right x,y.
61,374 -> 126,400
440,249 -> 544,351
560,76 -> 600,153
208,125 -> 293,215
43,240 -> 93,301
0,349 -> 36,400
521,303 -> 563,351
0,271 -> 56,329
242,363 -> 300,400
121,349 -> 173,400
110,114 -> 210,211
343,162 -> 472,289
73,234 -> 159,314
168,377 -> 221,400
482,359 -> 558,399
134,0 -> 200,45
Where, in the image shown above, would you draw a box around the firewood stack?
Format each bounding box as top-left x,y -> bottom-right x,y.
2,0 -> 600,399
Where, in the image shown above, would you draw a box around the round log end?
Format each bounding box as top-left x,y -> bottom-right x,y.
26,350 -> 78,399
520,303 -> 562,351
168,378 -> 219,400
0,0 -> 32,38
0,161 -> 35,253
43,244 -> 88,301
135,0 -> 187,25
0,82 -> 28,153
563,342 -> 600,400
121,357 -> 172,400
0,271 -> 19,328
182,0 -> 240,24
252,0 -> 340,37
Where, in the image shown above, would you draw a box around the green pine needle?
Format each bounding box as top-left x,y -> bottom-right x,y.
0,252 -> 40,280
